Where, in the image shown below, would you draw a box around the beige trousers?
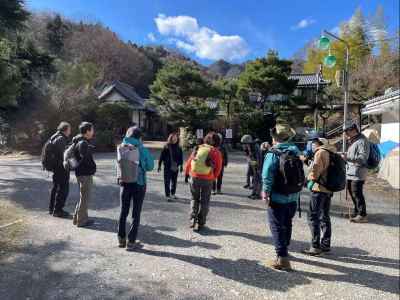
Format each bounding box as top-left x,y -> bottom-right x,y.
73,176 -> 93,226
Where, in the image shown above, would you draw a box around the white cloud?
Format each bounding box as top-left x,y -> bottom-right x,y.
291,18 -> 316,30
147,32 -> 156,42
154,14 -> 249,61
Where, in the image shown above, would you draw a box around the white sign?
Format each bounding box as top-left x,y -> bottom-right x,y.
196,129 -> 204,139
225,129 -> 233,139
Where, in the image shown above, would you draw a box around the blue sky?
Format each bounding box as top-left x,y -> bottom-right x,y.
26,0 -> 399,64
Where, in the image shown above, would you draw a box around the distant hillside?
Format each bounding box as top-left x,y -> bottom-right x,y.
207,59 -> 245,78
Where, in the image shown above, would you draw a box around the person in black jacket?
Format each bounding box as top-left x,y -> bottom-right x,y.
49,122 -> 71,217
212,133 -> 228,195
72,122 -> 97,227
158,133 -> 183,201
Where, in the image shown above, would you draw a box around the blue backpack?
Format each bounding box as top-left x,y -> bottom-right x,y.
367,143 -> 381,169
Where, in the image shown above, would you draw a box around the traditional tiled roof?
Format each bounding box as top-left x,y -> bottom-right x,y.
98,80 -> 145,108
289,73 -> 330,87
362,89 -> 400,115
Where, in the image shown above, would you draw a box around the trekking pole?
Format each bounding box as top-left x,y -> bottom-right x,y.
298,194 -> 302,218
345,181 -> 351,220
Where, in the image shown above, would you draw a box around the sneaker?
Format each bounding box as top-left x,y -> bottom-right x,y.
350,215 -> 368,223
243,184 -> 250,189
166,196 -> 172,202
212,191 -> 217,195
216,190 -> 223,195
118,237 -> 127,248
77,220 -> 94,228
194,223 -> 205,232
53,210 -> 70,218
302,247 -> 323,256
266,256 -> 292,271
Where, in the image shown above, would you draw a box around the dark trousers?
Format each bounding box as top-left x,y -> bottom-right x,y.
246,163 -> 253,186
308,192 -> 332,249
251,166 -> 261,197
347,180 -> 367,217
267,201 -> 297,257
190,178 -> 213,225
164,169 -> 178,197
213,167 -> 224,192
118,183 -> 146,242
49,167 -> 70,213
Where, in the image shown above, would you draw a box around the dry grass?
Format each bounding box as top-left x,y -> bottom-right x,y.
0,202 -> 25,256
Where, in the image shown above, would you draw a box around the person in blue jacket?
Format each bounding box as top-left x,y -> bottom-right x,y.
262,124 -> 300,271
117,126 -> 154,250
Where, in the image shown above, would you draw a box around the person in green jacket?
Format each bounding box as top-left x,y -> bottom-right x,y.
117,126 -> 154,250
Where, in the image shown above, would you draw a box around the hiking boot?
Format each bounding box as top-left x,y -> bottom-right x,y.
243,184 -> 250,189
216,190 -> 222,195
266,257 -> 292,271
126,241 -> 142,251
321,246 -> 331,253
212,191 -> 217,195
166,196 -> 172,202
194,223 -> 205,232
350,215 -> 368,223
53,210 -> 70,218
77,220 -> 94,228
302,247 -> 323,256
118,237 -> 127,248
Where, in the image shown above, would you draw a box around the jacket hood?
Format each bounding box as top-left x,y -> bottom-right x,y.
123,137 -> 142,147
72,134 -> 85,143
319,145 -> 337,153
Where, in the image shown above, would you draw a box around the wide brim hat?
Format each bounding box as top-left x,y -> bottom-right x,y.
271,124 -> 296,141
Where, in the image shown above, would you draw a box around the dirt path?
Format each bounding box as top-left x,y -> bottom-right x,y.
0,152 -> 399,300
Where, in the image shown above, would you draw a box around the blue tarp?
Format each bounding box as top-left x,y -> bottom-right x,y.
378,140 -> 399,157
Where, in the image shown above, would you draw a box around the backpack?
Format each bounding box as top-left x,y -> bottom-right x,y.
41,134 -> 58,171
116,143 -> 140,183
272,149 -> 305,195
191,145 -> 213,175
63,141 -> 79,171
367,143 -> 381,169
317,149 -> 346,192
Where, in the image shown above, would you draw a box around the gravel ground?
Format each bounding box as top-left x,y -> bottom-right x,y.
0,150 -> 399,300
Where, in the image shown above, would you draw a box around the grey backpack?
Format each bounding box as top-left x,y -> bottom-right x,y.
63,142 -> 79,171
116,143 -> 140,183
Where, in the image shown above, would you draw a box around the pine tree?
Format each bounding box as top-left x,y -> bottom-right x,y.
150,61 -> 218,130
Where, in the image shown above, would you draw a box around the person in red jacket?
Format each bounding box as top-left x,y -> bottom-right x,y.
185,132 -> 223,231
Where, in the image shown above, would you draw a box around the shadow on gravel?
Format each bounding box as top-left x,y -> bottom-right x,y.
83,218 -> 221,250
0,241 -> 137,300
292,251 -> 400,296
137,248 -> 312,291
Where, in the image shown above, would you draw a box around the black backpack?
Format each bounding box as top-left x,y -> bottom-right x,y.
317,149 -> 346,192
272,149 -> 305,195
367,143 -> 381,169
41,134 -> 58,171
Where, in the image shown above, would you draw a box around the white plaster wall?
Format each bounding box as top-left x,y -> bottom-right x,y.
381,110 -> 400,143
104,91 -> 127,102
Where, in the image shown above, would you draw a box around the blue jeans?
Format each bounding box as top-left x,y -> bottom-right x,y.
118,183 -> 146,242
267,200 -> 297,257
308,192 -> 332,249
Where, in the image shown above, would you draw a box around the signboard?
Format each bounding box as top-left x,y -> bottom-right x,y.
196,129 -> 204,139
225,129 -> 233,139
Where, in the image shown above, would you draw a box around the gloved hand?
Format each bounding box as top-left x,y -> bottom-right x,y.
307,180 -> 315,191
184,175 -> 189,184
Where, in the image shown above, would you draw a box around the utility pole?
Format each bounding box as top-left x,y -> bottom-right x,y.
320,30 -> 350,153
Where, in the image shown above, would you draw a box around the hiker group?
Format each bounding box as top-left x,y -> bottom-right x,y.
42,119 -> 378,269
